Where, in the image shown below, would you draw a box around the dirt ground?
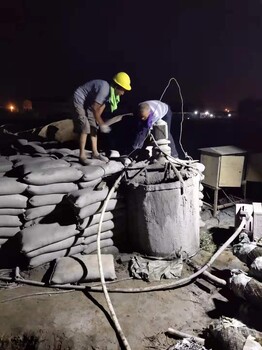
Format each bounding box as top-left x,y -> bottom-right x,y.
0,206 -> 257,350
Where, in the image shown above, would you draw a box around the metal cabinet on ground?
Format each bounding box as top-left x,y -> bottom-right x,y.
198,145 -> 246,216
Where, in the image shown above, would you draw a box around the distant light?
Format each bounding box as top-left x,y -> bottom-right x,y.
194,110 -> 198,115
210,114 -> 214,117
224,108 -> 229,112
9,105 -> 14,112
205,111 -> 209,115
228,113 -> 231,117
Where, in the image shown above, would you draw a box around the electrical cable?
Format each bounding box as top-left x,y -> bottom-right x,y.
159,77 -> 192,161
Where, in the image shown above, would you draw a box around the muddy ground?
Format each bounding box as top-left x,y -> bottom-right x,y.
0,206 -> 259,350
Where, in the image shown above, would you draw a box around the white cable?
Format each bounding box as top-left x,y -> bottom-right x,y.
159,77 -> 192,160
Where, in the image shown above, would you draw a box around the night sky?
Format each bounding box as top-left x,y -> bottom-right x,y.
1,0 -> 262,111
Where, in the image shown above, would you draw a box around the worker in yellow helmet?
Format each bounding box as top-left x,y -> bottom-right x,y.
72,72 -> 131,164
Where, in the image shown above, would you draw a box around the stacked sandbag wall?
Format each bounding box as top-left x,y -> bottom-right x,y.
0,176 -> 28,248
0,141 -> 128,268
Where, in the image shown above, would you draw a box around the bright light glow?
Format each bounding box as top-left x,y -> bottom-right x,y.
9,105 -> 14,112
205,111 -> 209,115
194,110 -> 198,115
210,114 -> 213,117
228,113 -> 231,117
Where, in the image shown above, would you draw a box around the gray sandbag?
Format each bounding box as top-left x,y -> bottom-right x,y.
208,316 -> 262,350
24,205 -> 57,221
80,165 -> 105,182
50,254 -> 116,284
23,167 -> 83,185
27,182 -> 78,195
66,187 -> 109,208
0,178 -> 28,194
82,220 -> 115,237
23,217 -> 45,228
26,236 -> 85,258
25,141 -> 47,154
83,230 -> 113,245
0,208 -> 25,215
0,157 -> 13,172
20,159 -> 70,175
78,209 -> 126,230
0,194 -> 28,208
18,223 -> 78,253
82,238 -> 114,254
28,244 -> 85,268
0,226 -> 20,237
101,160 -> 124,176
78,178 -> 102,189
77,199 -> 125,220
229,270 -> 262,309
8,154 -> 32,162
0,215 -> 23,227
249,256 -> 262,281
13,156 -> 55,168
93,246 -> 119,256
0,238 -> 8,245
29,194 -> 65,207
78,211 -> 114,230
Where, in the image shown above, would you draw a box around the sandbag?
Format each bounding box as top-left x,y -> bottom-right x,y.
101,160 -> 124,176
13,156 -> 55,168
80,165 -> 105,182
27,182 -> 78,195
0,194 -> 28,208
0,226 -> 20,237
249,256 -> 262,282
66,187 -> 109,208
78,211 -> 114,230
0,215 -> 22,227
20,159 -> 70,175
82,220 -> 115,237
29,194 -> 65,207
0,157 -> 13,172
17,141 -> 47,154
0,208 -> 25,215
229,270 -> 262,308
26,236 -> 85,258
83,230 -> 113,245
78,209 -> 125,230
23,217 -> 45,228
18,223 -> 78,253
82,238 -> 114,254
50,254 -> 116,284
93,246 -> 119,256
28,244 -> 85,268
0,178 -> 28,194
0,238 -> 8,245
24,205 -> 57,221
76,199 -> 124,220
23,167 -> 83,185
208,316 -> 262,350
78,178 -> 102,189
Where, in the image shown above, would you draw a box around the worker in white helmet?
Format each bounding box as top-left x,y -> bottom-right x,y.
133,100 -> 178,157
73,72 -> 132,164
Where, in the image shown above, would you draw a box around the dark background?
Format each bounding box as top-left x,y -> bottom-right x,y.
1,0 -> 262,111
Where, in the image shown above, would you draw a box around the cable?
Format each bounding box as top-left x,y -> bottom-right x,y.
159,77 -> 192,160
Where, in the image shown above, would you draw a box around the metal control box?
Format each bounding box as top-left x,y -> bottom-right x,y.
199,145 -> 246,188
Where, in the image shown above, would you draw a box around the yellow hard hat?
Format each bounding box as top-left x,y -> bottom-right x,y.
113,72 -> 131,91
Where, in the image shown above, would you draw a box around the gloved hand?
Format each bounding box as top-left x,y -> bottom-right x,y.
100,124 -> 111,133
